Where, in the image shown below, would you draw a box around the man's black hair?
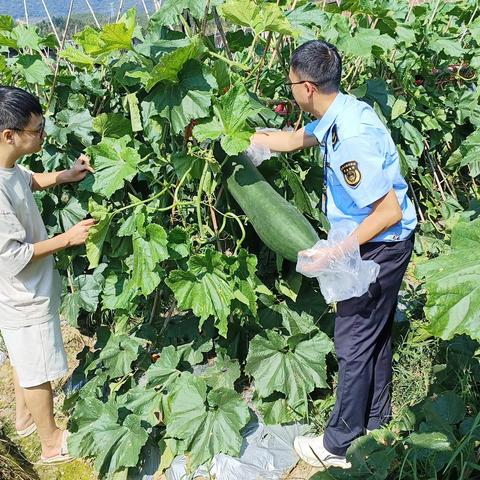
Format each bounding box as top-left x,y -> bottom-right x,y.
290,40 -> 342,94
0,86 -> 43,131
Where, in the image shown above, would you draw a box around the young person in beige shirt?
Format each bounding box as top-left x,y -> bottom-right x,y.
0,86 -> 95,464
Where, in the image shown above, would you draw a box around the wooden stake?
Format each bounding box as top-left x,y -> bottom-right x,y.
40,0 -> 62,45
85,0 -> 101,28
116,0 -> 125,22
23,0 -> 29,24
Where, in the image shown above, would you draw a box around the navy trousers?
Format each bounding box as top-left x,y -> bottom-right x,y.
323,234 -> 414,456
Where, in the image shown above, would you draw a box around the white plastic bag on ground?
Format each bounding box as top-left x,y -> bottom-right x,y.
164,421 -> 309,480
296,220 -> 380,303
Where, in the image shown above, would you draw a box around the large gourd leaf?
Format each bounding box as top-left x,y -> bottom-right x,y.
166,249 -> 235,336
69,398 -> 149,476
74,9 -> 136,58
165,373 -> 250,468
245,329 -> 333,411
220,0 -> 297,36
416,219 -> 480,341
193,84 -> 261,155
83,136 -> 141,199
142,60 -> 216,134
143,36 -> 205,91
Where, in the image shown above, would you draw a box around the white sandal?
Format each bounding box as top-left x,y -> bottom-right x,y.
37,430 -> 73,465
16,422 -> 37,438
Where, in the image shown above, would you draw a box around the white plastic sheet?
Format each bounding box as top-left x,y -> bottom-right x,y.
165,422 -> 309,480
296,220 -> 380,303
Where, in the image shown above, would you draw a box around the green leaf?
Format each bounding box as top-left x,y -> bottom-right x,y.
220,0 -> 297,36
391,98 -> 408,121
200,353 -> 241,390
84,136 -> 140,198
447,128 -> 480,178
429,35 -> 465,57
166,250 -> 235,337
86,200 -> 114,269
60,46 -> 96,68
405,432 -> 452,465
93,113 -> 133,139
400,120 -> 424,157
255,393 -> 300,424
126,93 -> 143,132
117,385 -> 162,426
133,223 -> 169,296
423,391 -> 466,426
12,25 -> 43,50
74,9 -> 136,58
98,334 -> 145,378
61,266 -> 106,326
142,60 -> 216,134
146,346 -> 182,389
193,83 -> 259,155
150,0 -> 210,26
0,16 -> 14,32
245,329 -> 333,410
339,28 -> 395,57
143,36 -> 205,91
165,373 -> 250,468
16,54 -> 51,84
57,196 -> 87,230
416,219 -> 480,341
102,273 -> 137,311
69,399 -> 148,476
47,109 -> 94,146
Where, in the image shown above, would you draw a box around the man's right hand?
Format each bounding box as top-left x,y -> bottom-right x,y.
65,219 -> 96,246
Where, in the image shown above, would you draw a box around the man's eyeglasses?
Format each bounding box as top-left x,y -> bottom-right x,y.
284,80 -> 319,88
10,117 -> 46,138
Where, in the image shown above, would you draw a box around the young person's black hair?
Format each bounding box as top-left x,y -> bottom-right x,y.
0,86 -> 43,131
290,40 -> 342,94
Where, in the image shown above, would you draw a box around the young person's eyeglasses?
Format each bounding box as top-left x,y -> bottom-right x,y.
284,80 -> 319,88
10,117 -> 46,138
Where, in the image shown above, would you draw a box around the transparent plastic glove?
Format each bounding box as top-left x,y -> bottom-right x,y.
246,128 -> 281,166
296,220 -> 380,303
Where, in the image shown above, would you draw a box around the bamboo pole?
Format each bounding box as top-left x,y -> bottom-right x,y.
85,0 -> 101,28
140,0 -> 150,17
40,0 -> 62,45
23,0 -> 29,24
47,0 -> 75,109
116,0 -> 125,22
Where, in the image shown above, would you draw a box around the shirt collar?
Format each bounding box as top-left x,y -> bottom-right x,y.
312,92 -> 348,142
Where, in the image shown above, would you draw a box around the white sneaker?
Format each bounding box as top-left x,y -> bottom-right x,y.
293,434 -> 352,470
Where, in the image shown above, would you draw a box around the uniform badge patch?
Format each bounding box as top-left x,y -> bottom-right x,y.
331,124 -> 338,148
340,161 -> 362,188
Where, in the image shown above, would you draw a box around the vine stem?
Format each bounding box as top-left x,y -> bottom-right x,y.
254,32 -> 273,93
207,50 -> 249,71
113,185 -> 169,215
216,209 -> 246,255
213,8 -> 232,60
196,161 -> 210,240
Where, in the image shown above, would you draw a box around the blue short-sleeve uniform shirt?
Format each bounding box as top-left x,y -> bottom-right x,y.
304,92 -> 417,242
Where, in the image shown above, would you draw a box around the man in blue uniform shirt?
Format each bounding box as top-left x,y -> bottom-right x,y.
250,40 -> 417,470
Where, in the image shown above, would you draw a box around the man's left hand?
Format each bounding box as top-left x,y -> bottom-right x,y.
62,154 -> 95,183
